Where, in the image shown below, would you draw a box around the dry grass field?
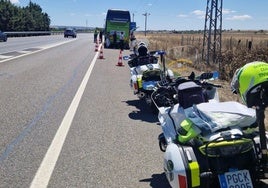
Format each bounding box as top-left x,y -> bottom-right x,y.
135,30 -> 268,82
137,31 -> 268,78
134,31 -> 268,125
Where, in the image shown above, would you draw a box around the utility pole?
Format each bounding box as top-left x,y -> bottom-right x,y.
142,12 -> 150,36
202,0 -> 223,65
132,13 -> 135,22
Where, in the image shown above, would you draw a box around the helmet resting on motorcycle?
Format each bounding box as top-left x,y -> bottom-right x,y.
137,42 -> 148,56
231,61 -> 268,107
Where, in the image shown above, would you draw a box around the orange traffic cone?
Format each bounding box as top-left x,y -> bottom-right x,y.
95,41 -> 99,52
99,45 -> 104,59
116,50 -> 124,66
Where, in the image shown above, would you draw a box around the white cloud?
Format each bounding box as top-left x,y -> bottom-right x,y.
192,10 -> 205,16
192,9 -> 236,18
177,14 -> 188,18
85,12 -> 106,17
226,15 -> 252,21
191,10 -> 206,19
9,0 -> 20,4
191,10 -> 205,19
222,9 -> 236,15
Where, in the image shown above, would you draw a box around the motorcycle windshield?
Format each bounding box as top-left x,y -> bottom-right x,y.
128,55 -> 158,68
142,69 -> 161,81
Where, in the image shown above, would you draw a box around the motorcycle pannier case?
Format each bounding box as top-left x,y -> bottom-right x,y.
165,144 -> 200,188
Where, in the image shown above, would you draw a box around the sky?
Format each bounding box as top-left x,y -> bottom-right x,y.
9,0 -> 268,31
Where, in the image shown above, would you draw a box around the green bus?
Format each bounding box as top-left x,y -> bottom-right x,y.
104,9 -> 131,49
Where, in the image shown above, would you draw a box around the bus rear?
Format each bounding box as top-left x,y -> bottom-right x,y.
104,9 -> 131,49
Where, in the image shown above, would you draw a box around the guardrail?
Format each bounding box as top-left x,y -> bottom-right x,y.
4,31 -> 53,37
4,31 -> 92,38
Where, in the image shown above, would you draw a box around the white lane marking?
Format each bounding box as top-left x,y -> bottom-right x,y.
18,50 -> 32,53
0,55 -> 13,59
0,40 -> 75,63
30,45 -> 100,188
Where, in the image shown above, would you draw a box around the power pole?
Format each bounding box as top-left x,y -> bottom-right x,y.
202,0 -> 223,65
132,13 -> 135,22
142,12 -> 150,36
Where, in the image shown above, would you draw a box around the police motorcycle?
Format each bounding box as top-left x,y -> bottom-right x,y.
125,42 -> 174,112
151,68 -> 268,188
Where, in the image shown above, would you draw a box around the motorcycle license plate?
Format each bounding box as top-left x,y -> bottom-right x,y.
218,169 -> 253,188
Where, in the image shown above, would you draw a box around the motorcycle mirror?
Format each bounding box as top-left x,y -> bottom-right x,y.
123,56 -> 130,61
149,50 -> 158,56
212,71 -> 219,79
198,71 -> 219,80
199,72 -> 214,80
188,72 -> 195,80
156,50 -> 166,55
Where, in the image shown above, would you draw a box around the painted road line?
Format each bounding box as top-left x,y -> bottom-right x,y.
0,40 -> 74,63
0,55 -> 13,59
18,50 -> 36,53
30,45 -> 100,188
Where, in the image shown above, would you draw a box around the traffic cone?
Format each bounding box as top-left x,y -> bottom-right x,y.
95,41 -> 99,52
116,50 -> 124,66
99,45 -> 104,59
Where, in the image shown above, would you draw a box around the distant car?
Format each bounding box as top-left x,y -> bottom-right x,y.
0,31 -> 7,42
64,29 -> 77,38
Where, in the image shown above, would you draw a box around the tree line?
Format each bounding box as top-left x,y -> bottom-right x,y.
0,0 -> 50,31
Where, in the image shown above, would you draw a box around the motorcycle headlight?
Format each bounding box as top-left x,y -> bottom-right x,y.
199,139 -> 253,157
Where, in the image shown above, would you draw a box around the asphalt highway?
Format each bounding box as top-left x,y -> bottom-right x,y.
0,34 -> 267,188
0,34 -> 168,188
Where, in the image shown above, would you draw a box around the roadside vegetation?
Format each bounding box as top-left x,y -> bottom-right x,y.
135,30 -> 268,125
0,0 -> 50,31
136,31 -> 268,82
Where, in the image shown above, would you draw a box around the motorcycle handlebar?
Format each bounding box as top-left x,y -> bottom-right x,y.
201,82 -> 222,88
152,72 -> 222,108
151,86 -> 176,107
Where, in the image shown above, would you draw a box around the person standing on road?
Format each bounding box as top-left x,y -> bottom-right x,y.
113,31 -> 117,48
130,32 -> 137,51
105,32 -> 110,48
119,32 -> 124,51
99,29 -> 103,43
94,28 -> 98,43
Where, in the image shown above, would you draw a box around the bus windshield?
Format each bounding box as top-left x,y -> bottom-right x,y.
104,9 -> 131,49
106,10 -> 130,22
